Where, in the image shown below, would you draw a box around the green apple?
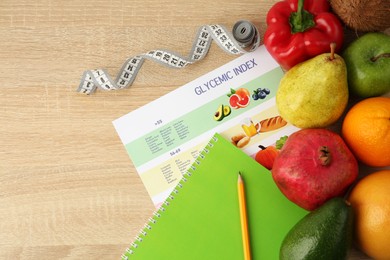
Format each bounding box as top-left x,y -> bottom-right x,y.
343,32 -> 390,98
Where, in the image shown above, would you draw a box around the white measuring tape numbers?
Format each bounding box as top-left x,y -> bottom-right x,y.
77,20 -> 261,95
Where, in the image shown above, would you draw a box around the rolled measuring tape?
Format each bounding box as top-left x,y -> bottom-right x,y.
77,20 -> 260,95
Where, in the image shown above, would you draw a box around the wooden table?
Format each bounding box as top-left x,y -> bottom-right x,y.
0,0 -> 376,259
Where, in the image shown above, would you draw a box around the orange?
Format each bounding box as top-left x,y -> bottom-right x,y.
341,97 -> 390,167
348,170 -> 390,260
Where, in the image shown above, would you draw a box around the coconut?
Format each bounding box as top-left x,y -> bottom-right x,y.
330,0 -> 390,32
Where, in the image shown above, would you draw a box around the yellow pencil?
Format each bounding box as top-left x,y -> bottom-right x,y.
238,172 -> 251,260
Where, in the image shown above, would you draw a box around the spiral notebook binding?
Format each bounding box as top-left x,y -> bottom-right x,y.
123,135 -> 219,259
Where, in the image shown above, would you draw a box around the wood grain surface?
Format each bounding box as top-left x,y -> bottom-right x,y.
0,0 -> 378,259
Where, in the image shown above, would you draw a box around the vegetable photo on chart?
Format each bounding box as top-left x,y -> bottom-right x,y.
254,135 -> 288,170
264,0 -> 344,71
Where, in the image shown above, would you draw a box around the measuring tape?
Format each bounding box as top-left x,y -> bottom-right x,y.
77,20 -> 261,95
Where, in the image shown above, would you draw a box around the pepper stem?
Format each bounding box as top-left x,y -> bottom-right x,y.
297,0 -> 304,22
289,0 -> 315,34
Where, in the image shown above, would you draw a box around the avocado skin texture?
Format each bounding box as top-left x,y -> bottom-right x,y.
280,197 -> 353,260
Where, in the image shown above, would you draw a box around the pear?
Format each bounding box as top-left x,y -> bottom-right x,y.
276,44 -> 349,128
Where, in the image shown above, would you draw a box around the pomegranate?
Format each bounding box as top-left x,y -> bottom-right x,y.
271,128 -> 358,211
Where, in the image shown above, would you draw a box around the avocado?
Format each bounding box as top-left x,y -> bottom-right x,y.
223,105 -> 231,117
280,197 -> 353,260
213,105 -> 224,121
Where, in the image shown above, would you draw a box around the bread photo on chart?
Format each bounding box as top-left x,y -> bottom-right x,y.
255,116 -> 287,133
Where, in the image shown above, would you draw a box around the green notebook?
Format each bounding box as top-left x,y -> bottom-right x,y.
122,133 -> 307,260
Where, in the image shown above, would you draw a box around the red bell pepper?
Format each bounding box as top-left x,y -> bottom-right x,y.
264,0 -> 344,70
